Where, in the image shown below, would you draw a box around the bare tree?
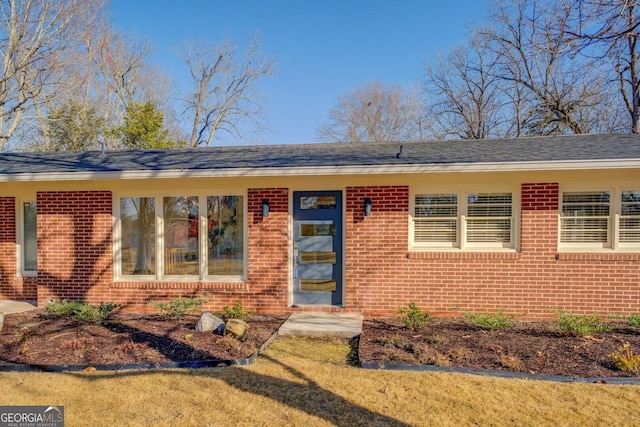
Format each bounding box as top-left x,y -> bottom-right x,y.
481,0 -> 608,135
425,35 -> 509,139
178,36 -> 275,147
316,82 -> 429,143
0,0 -> 105,151
561,0 -> 640,133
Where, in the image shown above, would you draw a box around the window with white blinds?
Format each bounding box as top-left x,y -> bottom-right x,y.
414,194 -> 457,245
620,191 -> 640,243
413,191 -> 513,249
560,191 -> 610,244
467,193 -> 512,243
559,189 -> 640,249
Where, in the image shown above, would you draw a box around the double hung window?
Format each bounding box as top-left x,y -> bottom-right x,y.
560,189 -> 640,249
119,194 -> 244,279
412,190 -> 515,250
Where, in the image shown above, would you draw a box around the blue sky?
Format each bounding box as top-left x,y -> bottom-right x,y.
109,0 -> 489,145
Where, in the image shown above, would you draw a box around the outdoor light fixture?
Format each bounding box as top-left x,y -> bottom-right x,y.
364,197 -> 372,217
262,199 -> 270,217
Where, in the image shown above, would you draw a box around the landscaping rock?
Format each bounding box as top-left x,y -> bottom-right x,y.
195,311 -> 225,333
225,319 -> 248,340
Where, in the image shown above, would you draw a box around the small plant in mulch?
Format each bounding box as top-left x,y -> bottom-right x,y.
629,314 -> 640,328
463,309 -> 516,330
218,301 -> 253,322
610,342 -> 640,372
45,300 -> 85,318
45,300 -> 119,324
148,294 -> 209,319
396,303 -> 433,330
553,310 -> 612,337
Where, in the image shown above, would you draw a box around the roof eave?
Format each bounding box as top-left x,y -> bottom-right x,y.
0,158 -> 638,182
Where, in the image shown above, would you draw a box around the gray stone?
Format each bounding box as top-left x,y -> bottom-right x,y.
225,319 -> 248,340
0,313 -> 3,333
195,311 -> 224,333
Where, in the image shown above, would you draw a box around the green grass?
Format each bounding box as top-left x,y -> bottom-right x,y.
1,337 -> 638,426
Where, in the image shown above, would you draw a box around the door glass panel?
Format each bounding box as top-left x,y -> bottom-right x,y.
301,279 -> 337,292
301,223 -> 336,236
300,251 -> 336,264
300,196 -> 337,210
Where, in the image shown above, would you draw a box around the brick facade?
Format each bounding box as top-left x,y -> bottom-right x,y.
346,183 -> 640,319
36,191 -> 113,306
1,184 -> 638,319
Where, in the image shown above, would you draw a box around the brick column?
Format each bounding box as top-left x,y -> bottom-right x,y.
36,191 -> 113,306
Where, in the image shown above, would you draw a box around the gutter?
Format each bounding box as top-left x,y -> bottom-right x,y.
0,158 -> 639,182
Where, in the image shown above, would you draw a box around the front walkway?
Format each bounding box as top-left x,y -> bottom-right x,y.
278,312 -> 363,338
0,300 -> 36,315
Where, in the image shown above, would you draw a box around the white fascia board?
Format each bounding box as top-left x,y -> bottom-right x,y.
0,158 -> 639,182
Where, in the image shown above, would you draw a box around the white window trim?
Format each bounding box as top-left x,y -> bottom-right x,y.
410,187 -> 519,252
559,185 -> 640,252
114,191 -> 247,282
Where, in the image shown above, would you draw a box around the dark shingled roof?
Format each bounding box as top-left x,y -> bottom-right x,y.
0,133 -> 639,176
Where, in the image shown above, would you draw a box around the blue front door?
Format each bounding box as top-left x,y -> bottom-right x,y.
292,191 -> 343,306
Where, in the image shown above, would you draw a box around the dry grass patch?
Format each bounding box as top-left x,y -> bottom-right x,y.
0,336 -> 639,426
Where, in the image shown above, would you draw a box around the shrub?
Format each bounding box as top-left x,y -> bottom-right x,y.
219,301 -> 253,322
45,300 -> 118,324
553,310 -> 611,336
463,310 -> 516,330
610,342 -> 640,372
74,303 -> 119,324
46,300 -> 85,318
628,314 -> 640,328
396,303 -> 433,330
148,294 -> 208,319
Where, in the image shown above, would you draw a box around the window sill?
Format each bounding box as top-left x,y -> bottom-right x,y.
407,251 -> 521,260
111,281 -> 249,291
556,252 -> 640,261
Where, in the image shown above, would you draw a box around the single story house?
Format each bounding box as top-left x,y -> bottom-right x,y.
0,133 -> 639,319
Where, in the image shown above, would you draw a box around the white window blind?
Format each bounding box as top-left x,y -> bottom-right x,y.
620,190 -> 640,243
560,191 -> 610,243
466,193 -> 512,243
414,194 -> 457,243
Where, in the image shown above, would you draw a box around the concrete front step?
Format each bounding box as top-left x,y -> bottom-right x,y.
0,300 -> 36,315
279,312 -> 363,338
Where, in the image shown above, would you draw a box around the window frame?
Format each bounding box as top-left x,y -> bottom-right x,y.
114,191 -> 247,282
18,199 -> 37,277
559,186 -> 640,252
410,186 -> 519,251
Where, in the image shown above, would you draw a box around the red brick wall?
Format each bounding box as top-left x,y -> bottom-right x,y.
3,182 -> 638,318
346,183 -> 640,319
36,191 -> 113,306
0,197 -> 17,299
346,186 -> 410,315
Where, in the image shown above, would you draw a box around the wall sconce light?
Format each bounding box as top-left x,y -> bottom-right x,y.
364,197 -> 372,217
262,199 -> 270,217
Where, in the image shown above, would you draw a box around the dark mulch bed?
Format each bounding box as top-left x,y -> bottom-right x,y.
359,318 -> 640,378
0,309 -> 287,367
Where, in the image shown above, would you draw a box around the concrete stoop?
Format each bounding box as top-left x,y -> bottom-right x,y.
278,312 -> 363,338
